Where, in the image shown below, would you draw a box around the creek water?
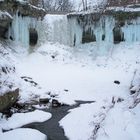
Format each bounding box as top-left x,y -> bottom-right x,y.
22,100 -> 94,140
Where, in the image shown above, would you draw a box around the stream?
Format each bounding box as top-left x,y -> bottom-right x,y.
22,100 -> 95,140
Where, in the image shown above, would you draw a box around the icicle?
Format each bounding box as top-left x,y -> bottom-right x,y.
8,12 -> 38,48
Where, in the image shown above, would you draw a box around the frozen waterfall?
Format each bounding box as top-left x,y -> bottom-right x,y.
8,13 -> 39,47
43,14 -> 140,47
8,13 -> 140,48
43,15 -> 70,46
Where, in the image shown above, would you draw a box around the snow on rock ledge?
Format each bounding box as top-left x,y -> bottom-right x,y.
0,11 -> 12,20
0,0 -> 46,18
0,0 -> 46,47
0,11 -> 12,39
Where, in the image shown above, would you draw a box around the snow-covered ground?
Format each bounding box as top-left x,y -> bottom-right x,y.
0,128 -> 46,140
1,39 -> 140,140
1,110 -> 51,130
16,42 -> 140,103
0,109 -> 51,140
0,0 -> 139,140
14,41 -> 140,140
0,42 -> 51,140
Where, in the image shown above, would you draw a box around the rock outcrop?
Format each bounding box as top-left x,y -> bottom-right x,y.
0,0 -> 46,18
0,88 -> 19,113
0,11 -> 12,39
108,0 -> 140,7
0,0 -> 46,41
67,5 -> 140,46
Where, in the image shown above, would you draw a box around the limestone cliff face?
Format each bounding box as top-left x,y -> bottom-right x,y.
0,11 -> 12,39
0,0 -> 46,43
0,0 -> 46,18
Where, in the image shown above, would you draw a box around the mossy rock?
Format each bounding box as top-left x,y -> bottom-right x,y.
0,88 -> 19,112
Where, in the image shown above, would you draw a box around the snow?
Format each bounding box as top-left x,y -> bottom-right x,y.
0,109 -> 50,140
0,40 -> 140,139
60,99 -> 140,140
59,102 -> 109,140
1,10 -> 140,140
15,41 -> 140,140
0,110 -> 51,130
0,128 -> 46,140
0,11 -> 12,19
96,104 -> 140,140
16,42 -> 140,103
0,43 -> 18,95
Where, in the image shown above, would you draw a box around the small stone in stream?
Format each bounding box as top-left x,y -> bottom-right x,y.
39,98 -> 50,104
114,80 -> 120,84
2,67 -> 7,74
24,79 -> 28,82
13,67 -> 15,72
50,95 -> 56,98
51,55 -> 55,59
117,98 -> 124,103
21,76 -> 32,80
112,96 -> 115,104
30,81 -> 38,86
52,99 -> 61,107
130,89 -> 136,95
102,106 -> 106,109
50,94 -> 58,98
64,89 -> 69,92
8,85 -> 13,89
13,103 -> 25,110
1,109 -> 13,118
46,92 -> 51,95
129,86 -> 138,95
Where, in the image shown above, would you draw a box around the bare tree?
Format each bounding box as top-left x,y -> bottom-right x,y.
43,0 -> 73,12
82,0 -> 85,11
82,0 -> 88,11
28,0 -> 44,8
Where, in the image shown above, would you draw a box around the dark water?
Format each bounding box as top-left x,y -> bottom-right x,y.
22,100 -> 95,140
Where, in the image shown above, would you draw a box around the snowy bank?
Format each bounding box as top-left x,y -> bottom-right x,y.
0,128 -> 46,140
1,110 -> 52,130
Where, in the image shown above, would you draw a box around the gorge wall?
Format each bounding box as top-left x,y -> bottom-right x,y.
67,11 -> 140,46
43,10 -> 140,47
0,0 -> 46,47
